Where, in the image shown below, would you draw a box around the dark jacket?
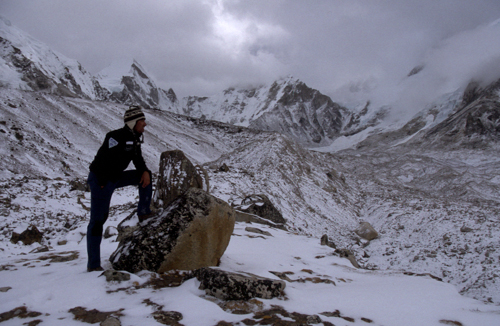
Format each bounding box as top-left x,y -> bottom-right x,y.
90,125 -> 149,186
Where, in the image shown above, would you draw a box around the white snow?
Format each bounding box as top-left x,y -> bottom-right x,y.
1,182 -> 499,326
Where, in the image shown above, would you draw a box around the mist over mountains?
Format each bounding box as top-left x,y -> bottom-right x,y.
1,13 -> 500,310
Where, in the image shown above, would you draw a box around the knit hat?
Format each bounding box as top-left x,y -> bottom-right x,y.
124,105 -> 145,130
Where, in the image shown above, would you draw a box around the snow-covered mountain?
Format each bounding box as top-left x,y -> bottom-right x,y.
97,58 -> 180,111
179,77 -> 377,147
1,14 -> 500,312
0,16 -> 107,100
0,16 -> 179,111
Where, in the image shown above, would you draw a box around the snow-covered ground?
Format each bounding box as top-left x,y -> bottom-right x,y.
1,179 -> 500,326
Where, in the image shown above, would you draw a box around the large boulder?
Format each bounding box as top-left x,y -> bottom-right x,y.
194,267 -> 286,300
354,222 -> 378,241
234,194 -> 286,225
110,188 -> 235,273
154,150 -> 209,208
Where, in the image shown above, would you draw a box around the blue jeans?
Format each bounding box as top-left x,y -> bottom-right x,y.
86,170 -> 152,270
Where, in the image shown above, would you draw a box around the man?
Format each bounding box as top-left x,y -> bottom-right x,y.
86,105 -> 153,272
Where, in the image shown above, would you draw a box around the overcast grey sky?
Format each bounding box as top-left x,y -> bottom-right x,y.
2,0 -> 500,107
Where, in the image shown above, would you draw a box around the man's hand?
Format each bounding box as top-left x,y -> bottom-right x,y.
140,171 -> 151,188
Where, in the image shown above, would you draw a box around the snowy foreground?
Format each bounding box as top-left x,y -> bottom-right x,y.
1,180 -> 500,326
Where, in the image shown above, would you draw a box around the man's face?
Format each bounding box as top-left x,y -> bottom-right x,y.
134,119 -> 147,134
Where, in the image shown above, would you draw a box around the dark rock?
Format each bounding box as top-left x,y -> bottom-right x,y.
245,227 -> 272,237
145,270 -> 195,289
320,234 -> 336,248
235,194 -> 286,225
101,316 -> 121,326
335,248 -> 360,268
152,311 -> 183,325
154,150 -> 208,208
69,178 -> 88,191
115,211 -> 139,243
110,188 -> 235,273
100,270 -> 131,283
29,245 -> 51,253
39,251 -> 79,263
439,320 -> 463,326
234,210 -> 287,231
219,163 -> 230,172
10,225 -> 43,245
0,306 -> 42,323
104,226 -> 118,239
68,307 -> 123,324
195,267 -> 286,300
460,225 -> 474,233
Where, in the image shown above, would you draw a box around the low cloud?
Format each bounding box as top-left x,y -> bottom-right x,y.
2,0 -> 500,115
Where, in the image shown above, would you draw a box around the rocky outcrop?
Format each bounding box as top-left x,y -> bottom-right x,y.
194,267 -> 286,300
154,150 -> 208,208
234,194 -> 286,226
0,18 -> 108,100
110,188 -> 235,273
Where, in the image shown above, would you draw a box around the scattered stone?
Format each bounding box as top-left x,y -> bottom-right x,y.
111,188 -> 235,273
145,270 -> 195,289
0,306 -> 42,323
0,287 -> 12,292
335,248 -> 360,268
115,211 -> 139,243
68,307 -> 123,324
69,178 -> 88,191
354,222 -> 378,241
29,245 -> 51,253
154,150 -> 207,208
320,234 -> 336,248
234,210 -> 287,230
361,317 -> 373,323
215,321 -> 234,326
219,163 -> 230,172
439,320 -> 463,326
403,271 -> 443,282
10,225 -> 43,245
234,194 -> 286,225
100,316 -> 121,326
57,240 -> 67,246
245,227 -> 272,237
104,226 -> 118,239
270,270 -> 336,286
195,267 -> 286,300
306,314 -> 323,324
39,251 -> 79,263
247,305 -> 322,325
100,270 -> 131,283
152,311 -> 183,325
460,225 -> 473,233
0,264 -> 16,271
217,298 -> 264,315
320,310 -> 341,318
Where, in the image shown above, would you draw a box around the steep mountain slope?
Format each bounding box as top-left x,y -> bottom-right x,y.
180,77 -> 355,146
0,16 -> 107,100
97,58 -> 180,111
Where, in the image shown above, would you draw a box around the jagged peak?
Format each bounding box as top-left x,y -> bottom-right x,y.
97,57 -> 154,92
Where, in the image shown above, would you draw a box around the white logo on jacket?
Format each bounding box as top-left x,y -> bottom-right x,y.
109,137 -> 118,148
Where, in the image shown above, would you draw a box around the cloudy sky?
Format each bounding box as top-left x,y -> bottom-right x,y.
2,0 -> 500,114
